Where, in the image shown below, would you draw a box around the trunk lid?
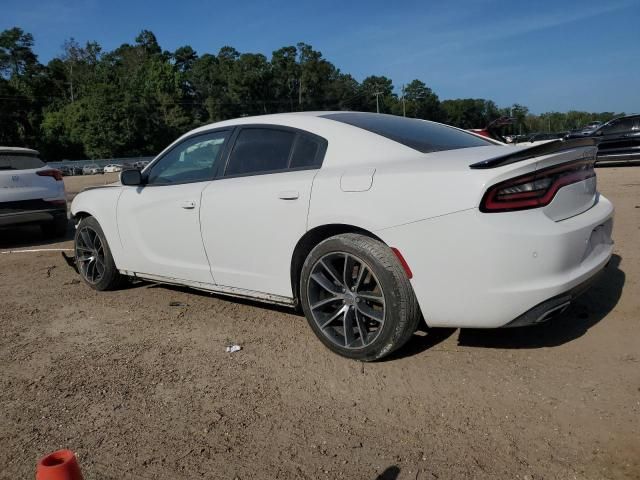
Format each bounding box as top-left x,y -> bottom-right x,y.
467,140 -> 599,221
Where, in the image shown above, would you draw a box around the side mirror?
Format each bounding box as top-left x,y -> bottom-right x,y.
120,169 -> 143,186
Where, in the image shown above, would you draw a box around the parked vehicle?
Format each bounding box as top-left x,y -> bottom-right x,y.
0,147 -> 68,237
61,164 -> 83,176
103,164 -> 122,173
515,132 -> 567,145
82,164 -> 103,175
582,121 -> 603,132
71,112 -> 613,360
58,165 -> 73,176
132,160 -> 150,170
566,114 -> 640,164
468,116 -> 515,142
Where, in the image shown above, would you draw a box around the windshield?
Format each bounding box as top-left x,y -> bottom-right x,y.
322,112 -> 496,153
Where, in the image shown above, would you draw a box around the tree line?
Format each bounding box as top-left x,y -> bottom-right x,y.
0,27 -> 624,160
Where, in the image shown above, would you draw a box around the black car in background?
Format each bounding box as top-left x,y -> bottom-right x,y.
566,114 -> 640,164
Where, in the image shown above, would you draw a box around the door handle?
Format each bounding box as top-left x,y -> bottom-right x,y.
278,190 -> 299,200
181,200 -> 196,209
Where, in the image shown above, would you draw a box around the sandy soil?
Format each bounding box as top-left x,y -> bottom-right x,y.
0,168 -> 638,479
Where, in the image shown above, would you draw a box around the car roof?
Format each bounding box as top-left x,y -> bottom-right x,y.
604,114 -> 639,123
155,111 -> 498,170
164,112 -> 426,164
0,146 -> 40,155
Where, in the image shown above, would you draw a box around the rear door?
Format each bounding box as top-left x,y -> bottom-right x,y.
200,126 -> 327,297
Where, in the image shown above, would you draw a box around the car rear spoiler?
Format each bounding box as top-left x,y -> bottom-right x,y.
469,137 -> 598,169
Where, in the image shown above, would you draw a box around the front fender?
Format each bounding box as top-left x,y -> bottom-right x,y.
71,186 -> 125,267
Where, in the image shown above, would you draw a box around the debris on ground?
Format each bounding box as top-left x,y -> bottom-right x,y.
225,345 -> 242,353
169,301 -> 187,307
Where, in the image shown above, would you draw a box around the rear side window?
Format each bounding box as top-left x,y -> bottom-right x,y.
226,128 -> 295,176
322,112 -> 494,153
290,134 -> 323,168
0,154 -> 44,170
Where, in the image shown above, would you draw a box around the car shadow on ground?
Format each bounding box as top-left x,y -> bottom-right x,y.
0,223 -> 74,250
385,254 -> 624,359
382,327 -> 457,361
375,466 -> 400,479
457,254 -> 625,349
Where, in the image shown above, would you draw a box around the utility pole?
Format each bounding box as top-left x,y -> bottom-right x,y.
374,91 -> 383,113
401,84 -> 406,117
298,77 -> 303,110
70,62 -> 74,103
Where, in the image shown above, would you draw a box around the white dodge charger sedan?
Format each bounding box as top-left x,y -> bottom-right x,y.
71,112 -> 614,360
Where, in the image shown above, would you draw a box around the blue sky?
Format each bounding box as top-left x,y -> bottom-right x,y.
3,0 -> 639,113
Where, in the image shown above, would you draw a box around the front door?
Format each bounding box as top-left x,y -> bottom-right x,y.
116,130 -> 230,284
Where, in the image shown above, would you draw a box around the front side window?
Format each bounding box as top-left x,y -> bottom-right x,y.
225,128 -> 295,176
147,131 -> 228,185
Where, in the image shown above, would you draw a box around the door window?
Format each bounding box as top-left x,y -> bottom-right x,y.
147,131 -> 228,185
600,118 -> 633,136
225,128 -> 295,176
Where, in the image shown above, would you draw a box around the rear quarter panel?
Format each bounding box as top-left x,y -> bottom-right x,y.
307,146 -> 530,232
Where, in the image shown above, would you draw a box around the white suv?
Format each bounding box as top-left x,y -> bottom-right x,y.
0,147 -> 68,237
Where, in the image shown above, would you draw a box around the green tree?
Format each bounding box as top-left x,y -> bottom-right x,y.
0,27 -> 37,78
392,79 -> 445,121
442,98 -> 500,129
357,75 -> 394,113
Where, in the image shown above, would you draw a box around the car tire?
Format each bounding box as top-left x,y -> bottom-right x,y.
74,216 -> 124,291
41,215 -> 68,238
300,233 -> 421,361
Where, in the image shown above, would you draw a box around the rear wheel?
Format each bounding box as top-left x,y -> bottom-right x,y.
74,216 -> 124,290
300,233 -> 420,361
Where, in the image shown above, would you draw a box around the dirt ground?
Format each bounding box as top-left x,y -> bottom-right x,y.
1,168 -> 638,480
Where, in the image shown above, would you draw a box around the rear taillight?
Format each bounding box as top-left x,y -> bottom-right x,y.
480,159 -> 595,213
37,169 -> 63,181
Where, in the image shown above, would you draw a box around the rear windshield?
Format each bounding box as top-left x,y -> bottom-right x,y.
321,112 -> 495,153
0,154 -> 44,170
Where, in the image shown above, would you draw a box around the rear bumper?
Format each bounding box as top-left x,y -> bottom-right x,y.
502,265 -> 605,327
0,199 -> 67,227
377,195 -> 614,328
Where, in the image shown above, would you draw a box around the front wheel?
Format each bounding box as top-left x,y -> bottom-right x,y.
300,234 -> 421,361
74,216 -> 124,290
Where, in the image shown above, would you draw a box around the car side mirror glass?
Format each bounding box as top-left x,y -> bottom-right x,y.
120,169 -> 143,186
